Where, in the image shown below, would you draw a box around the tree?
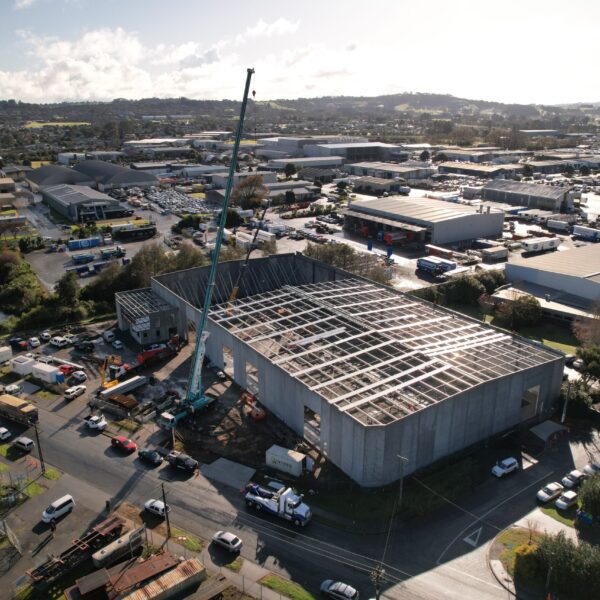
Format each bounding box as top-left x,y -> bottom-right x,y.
564,165 -> 575,177
225,209 -> 243,228
285,190 -> 296,205
576,344 -> 600,383
443,275 -> 485,305
432,152 -> 448,163
336,181 -> 347,194
579,474 -> 600,516
522,164 -> 533,177
284,163 -> 296,179
573,299 -> 600,345
55,271 -> 80,306
419,150 -> 430,162
231,175 -> 268,210
580,165 -> 591,176
511,295 -> 542,327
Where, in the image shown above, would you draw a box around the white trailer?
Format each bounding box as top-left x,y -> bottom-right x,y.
256,230 -> 276,244
10,356 -> 35,376
99,376 -> 147,400
481,246 -> 509,261
266,445 -> 306,477
521,237 -> 560,253
32,362 -> 60,384
0,346 -> 12,364
572,225 -> 600,241
546,219 -> 571,233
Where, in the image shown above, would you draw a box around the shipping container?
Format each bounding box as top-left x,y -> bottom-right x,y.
71,253 -> 95,265
31,362 -> 60,384
266,445 -> 306,477
0,346 -> 12,364
572,225 -> 600,241
67,237 -> 101,251
521,237 -> 560,253
481,246 -> 509,261
256,230 -> 276,243
425,244 -> 454,259
417,256 -> 457,274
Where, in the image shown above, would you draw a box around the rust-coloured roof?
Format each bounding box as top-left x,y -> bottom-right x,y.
109,551 -> 178,596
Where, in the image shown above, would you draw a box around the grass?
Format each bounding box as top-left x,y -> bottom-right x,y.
24,479 -> 45,498
35,389 -> 57,401
42,467 -> 61,481
497,527 -> 544,576
259,575 -> 316,600
0,462 -> 8,473
188,192 -> 206,199
0,444 -> 28,461
114,418 -> 141,434
540,504 -> 578,527
224,557 -> 243,572
171,527 -> 204,552
24,121 -> 90,129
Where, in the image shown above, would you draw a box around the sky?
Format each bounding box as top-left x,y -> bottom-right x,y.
1,0 -> 599,105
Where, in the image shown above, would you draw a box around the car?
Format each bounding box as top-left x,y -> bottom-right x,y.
84,414 -> 107,430
572,358 -> 584,371
492,457 -> 519,478
40,331 -> 51,342
561,469 -> 586,489
536,482 -> 564,503
0,427 -> 11,441
9,337 -> 28,351
583,462 -> 600,476
111,436 -> 137,453
144,499 -> 170,518
28,337 -> 41,348
555,490 -> 578,510
63,334 -> 77,345
112,340 -> 124,350
167,451 -> 198,472
138,448 -> 164,466
5,384 -> 22,395
64,384 -> 86,401
320,580 -> 359,600
74,341 -> 95,353
564,354 -> 576,367
59,365 -> 77,376
212,530 -> 243,553
71,370 -> 87,383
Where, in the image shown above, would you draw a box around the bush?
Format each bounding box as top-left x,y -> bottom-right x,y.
514,543 -> 541,583
579,473 -> 600,516
443,275 -> 485,305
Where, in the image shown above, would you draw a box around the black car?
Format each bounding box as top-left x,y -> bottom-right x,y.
167,451 -> 198,473
138,447 -> 164,466
9,337 -> 27,351
75,341 -> 95,353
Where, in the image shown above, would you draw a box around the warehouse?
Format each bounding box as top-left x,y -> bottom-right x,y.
482,180 -> 573,212
26,165 -> 95,192
73,160 -> 158,191
346,161 -> 435,180
304,142 -> 408,162
149,253 -> 563,487
437,162 -> 524,178
343,197 -> 504,245
0,177 -> 17,193
266,156 -> 345,170
353,176 -> 403,194
41,184 -> 130,222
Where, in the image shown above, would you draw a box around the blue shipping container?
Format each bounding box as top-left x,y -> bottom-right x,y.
68,237 -> 101,251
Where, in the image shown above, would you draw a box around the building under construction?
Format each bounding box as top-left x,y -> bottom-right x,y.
139,253 -> 563,487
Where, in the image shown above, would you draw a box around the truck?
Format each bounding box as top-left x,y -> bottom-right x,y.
546,219 -> 571,233
100,246 -> 126,260
71,252 -> 95,265
98,376 -> 147,401
572,225 -> 600,242
0,394 -> 39,424
481,245 -> 509,262
244,483 -> 312,526
255,229 -> 276,244
0,346 -> 13,364
416,256 -> 457,274
67,237 -> 101,251
383,231 -> 406,245
521,237 -> 560,253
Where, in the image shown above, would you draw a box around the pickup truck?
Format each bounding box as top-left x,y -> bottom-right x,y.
166,451 -> 198,473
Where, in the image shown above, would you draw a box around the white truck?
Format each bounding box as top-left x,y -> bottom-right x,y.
244,483 -> 312,526
521,237 -> 560,253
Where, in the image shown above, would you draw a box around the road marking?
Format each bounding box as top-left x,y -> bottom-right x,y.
439,563 -> 503,590
436,469 -> 554,565
463,527 -> 482,547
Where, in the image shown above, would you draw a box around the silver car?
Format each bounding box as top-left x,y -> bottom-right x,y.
561,469 -> 586,489
212,530 -> 243,553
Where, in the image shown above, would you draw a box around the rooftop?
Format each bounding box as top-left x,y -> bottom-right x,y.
349,161 -> 429,173
439,161 -> 524,172
116,288 -> 174,319
483,179 -> 568,200
42,184 -> 115,205
510,244 -> 600,280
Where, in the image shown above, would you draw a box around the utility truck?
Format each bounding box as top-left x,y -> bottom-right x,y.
244,483 -> 312,526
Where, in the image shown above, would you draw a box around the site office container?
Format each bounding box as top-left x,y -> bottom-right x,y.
67,237 -> 101,251
266,444 -> 306,477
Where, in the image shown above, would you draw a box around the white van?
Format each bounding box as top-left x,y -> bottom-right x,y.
14,437 -> 35,452
42,494 -> 75,523
50,336 -> 69,348
103,331 -> 116,343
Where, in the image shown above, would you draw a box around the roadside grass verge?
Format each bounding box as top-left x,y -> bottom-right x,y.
498,527 -> 544,576
224,557 -> 243,572
259,575 -> 316,600
113,418 -> 141,434
42,467 -> 61,481
0,462 -> 8,472
24,479 -> 45,498
172,527 -> 204,552
35,389 -> 57,401
0,444 -> 29,462
540,504 -> 577,527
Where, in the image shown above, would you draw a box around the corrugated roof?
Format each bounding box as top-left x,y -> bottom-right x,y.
510,245 -> 600,279
27,165 -> 93,187
74,160 -> 157,186
483,180 -> 567,200
43,184 -> 114,205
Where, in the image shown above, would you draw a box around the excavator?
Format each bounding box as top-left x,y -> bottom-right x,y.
158,68 -> 255,429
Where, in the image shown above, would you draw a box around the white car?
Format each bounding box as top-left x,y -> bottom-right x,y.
537,482 -> 564,503
71,370 -> 87,383
583,462 -> 600,476
63,334 -> 77,345
40,331 -> 51,342
64,384 -> 86,401
492,457 -> 519,478
212,530 -> 243,553
5,384 -> 22,395
561,469 -> 586,489
85,414 -> 107,431
112,340 -> 124,350
0,427 -> 11,441
29,337 -> 41,348
144,499 -> 170,518
555,490 -> 578,510
320,580 -> 359,600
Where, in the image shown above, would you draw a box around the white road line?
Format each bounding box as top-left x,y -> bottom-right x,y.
438,563 -> 502,590
436,469 -> 554,565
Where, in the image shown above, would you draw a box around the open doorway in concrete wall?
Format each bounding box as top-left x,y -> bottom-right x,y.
521,384 -> 540,421
304,406 -> 323,453
245,361 -> 259,395
223,345 -> 234,378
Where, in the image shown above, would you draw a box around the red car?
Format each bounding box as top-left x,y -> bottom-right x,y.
59,365 -> 77,376
111,436 -> 137,453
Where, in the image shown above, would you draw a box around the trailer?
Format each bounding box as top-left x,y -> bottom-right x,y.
383,231 -> 407,245
71,252 -> 95,265
67,237 -> 101,251
481,245 -> 509,262
100,246 -> 126,260
546,219 -> 571,233
425,244 -> 454,259
417,256 -> 457,274
98,376 -> 147,401
244,483 -> 312,526
521,237 -> 560,253
572,225 -> 600,241
0,394 -> 39,424
0,346 -> 12,364
256,229 -> 276,243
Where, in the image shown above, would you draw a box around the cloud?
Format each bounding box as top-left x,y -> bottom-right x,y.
235,18 -> 299,45
14,0 -> 39,8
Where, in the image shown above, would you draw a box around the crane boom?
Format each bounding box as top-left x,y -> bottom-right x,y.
185,67 -> 255,405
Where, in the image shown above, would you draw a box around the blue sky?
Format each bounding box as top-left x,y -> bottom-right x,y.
1,0 -> 599,104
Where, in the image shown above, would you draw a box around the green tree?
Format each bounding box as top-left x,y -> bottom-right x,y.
579,474 -> 600,516
55,271 -> 80,306
432,152 -> 448,163
443,275 -> 485,305
284,163 -> 296,179
225,209 -> 243,228
419,150 -> 431,162
580,165 -> 591,176
336,181 -> 348,193
171,242 -> 209,271
285,190 -> 296,205
522,164 -> 533,177
511,295 -> 542,327
576,344 -> 600,383
231,174 -> 268,210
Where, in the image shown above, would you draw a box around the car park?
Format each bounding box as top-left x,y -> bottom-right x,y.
212,530 -> 243,553
5,384 -> 22,395
561,469 -> 586,489
28,337 -> 41,348
144,499 -> 170,518
138,448 -> 164,466
64,385 -> 86,401
84,414 -> 107,431
0,427 -> 11,441
583,462 -> 600,476
112,340 -> 124,350
71,370 -> 88,383
537,482 -> 564,503
555,490 -> 578,510
111,436 -> 137,453
320,580 -> 359,600
492,457 -> 519,478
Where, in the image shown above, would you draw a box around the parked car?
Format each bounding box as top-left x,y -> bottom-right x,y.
212,530 -> 243,553
320,580 -> 359,600
112,340 -> 124,350
5,384 -> 22,395
111,436 -> 137,453
40,331 -> 51,342
71,371 -> 88,383
138,448 -> 164,466
492,457 -> 519,478
50,336 -> 69,348
144,499 -> 170,518
63,334 -> 77,345
555,491 -> 578,510
42,494 -> 75,523
572,359 -> 584,371
583,462 -> 600,476
74,341 -> 95,353
9,337 -> 27,351
561,469 -> 586,489
28,337 -> 41,348
14,437 -> 34,452
59,365 -> 77,376
64,385 -> 86,401
0,427 -> 11,441
537,482 -> 564,503
84,414 -> 107,431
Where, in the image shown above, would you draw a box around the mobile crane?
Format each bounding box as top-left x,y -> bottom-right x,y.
158,68 -> 255,429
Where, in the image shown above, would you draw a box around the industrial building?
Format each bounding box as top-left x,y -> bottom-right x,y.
26,165 -> 95,192
0,177 -> 17,193
73,160 -> 158,191
210,171 -> 277,188
346,161 -> 435,180
353,176 -> 403,194
266,156 -> 344,170
304,142 -> 408,162
41,185 -> 130,222
482,180 -> 573,212
343,197 -> 504,245
142,253 -> 563,487
527,161 -> 570,174
437,162 -> 524,178
256,135 -> 366,159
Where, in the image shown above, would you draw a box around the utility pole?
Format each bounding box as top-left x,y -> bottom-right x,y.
561,380 -> 571,424
32,422 -> 46,475
162,483 -> 171,540
369,564 -> 385,600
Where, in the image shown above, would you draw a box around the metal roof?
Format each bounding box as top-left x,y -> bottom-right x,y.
483,180 -> 567,200
510,244 -> 600,279
74,160 -> 157,185
42,184 -> 117,206
348,161 -> 427,174
439,162 -> 523,173
116,288 -> 174,319
27,165 -> 93,187
343,208 -> 427,233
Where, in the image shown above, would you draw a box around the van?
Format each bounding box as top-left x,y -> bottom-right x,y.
50,336 -> 68,348
103,331 -> 116,343
14,437 -> 35,452
42,494 -> 75,523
